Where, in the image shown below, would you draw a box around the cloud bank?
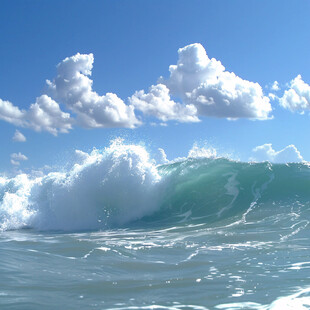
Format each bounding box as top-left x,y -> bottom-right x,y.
250,143 -> 304,163
279,75 -> 310,113
130,84 -> 199,123
132,43 -> 272,121
0,43 -> 274,136
0,95 -> 72,136
47,53 -> 140,129
0,53 -> 140,135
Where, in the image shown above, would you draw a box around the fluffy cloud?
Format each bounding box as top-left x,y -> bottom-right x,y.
47,53 -> 140,128
251,143 -> 304,163
0,45 -> 273,134
10,152 -> 28,166
271,81 -> 280,91
130,84 -> 199,122
0,53 -> 138,134
151,43 -> 272,121
12,130 -> 26,142
132,43 -> 272,122
268,93 -> 277,101
0,95 -> 73,136
279,75 -> 310,113
11,152 -> 28,161
26,95 -> 72,135
0,99 -> 25,127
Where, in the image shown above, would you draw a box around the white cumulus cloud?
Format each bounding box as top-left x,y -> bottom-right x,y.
10,152 -> 28,166
1,53 -> 140,134
159,43 -> 272,120
130,43 -> 272,123
26,95 -> 73,135
0,45 -> 274,133
279,75 -> 310,113
0,95 -> 73,136
47,53 -> 140,129
271,81 -> 280,91
12,130 -> 26,142
250,143 -> 304,163
0,99 -> 25,127
130,84 -> 199,122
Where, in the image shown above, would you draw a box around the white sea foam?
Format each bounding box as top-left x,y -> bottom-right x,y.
215,286 -> 310,310
0,139 -> 162,231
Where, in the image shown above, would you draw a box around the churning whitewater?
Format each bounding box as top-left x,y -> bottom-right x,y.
1,139 -> 310,232
1,139 -> 310,309
0,139 -> 163,231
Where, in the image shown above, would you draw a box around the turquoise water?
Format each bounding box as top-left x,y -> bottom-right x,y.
1,143 -> 310,309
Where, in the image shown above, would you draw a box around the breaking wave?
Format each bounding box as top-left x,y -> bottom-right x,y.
1,139 -> 310,232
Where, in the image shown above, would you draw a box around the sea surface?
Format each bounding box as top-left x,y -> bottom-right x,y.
1,141 -> 310,309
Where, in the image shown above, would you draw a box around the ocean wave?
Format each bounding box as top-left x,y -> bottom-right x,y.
1,139 -> 310,232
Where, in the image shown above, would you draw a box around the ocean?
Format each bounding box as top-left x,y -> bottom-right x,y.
1,140 -> 310,309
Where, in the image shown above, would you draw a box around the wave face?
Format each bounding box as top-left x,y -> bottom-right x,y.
152,158 -> 310,225
1,140 -> 310,232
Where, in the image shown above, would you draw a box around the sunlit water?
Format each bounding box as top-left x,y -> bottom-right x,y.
2,199 -> 310,309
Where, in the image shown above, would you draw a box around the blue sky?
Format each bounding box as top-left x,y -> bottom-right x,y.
1,0 -> 310,172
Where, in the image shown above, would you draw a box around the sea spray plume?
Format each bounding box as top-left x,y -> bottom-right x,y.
31,139 -> 163,230
0,139 -> 162,231
154,148 -> 169,165
166,143 -> 219,164
0,174 -> 35,231
188,143 -> 217,159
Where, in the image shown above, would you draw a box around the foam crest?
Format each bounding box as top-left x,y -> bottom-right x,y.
0,174 -> 35,231
215,286 -> 310,310
188,143 -> 217,159
0,139 -> 162,231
